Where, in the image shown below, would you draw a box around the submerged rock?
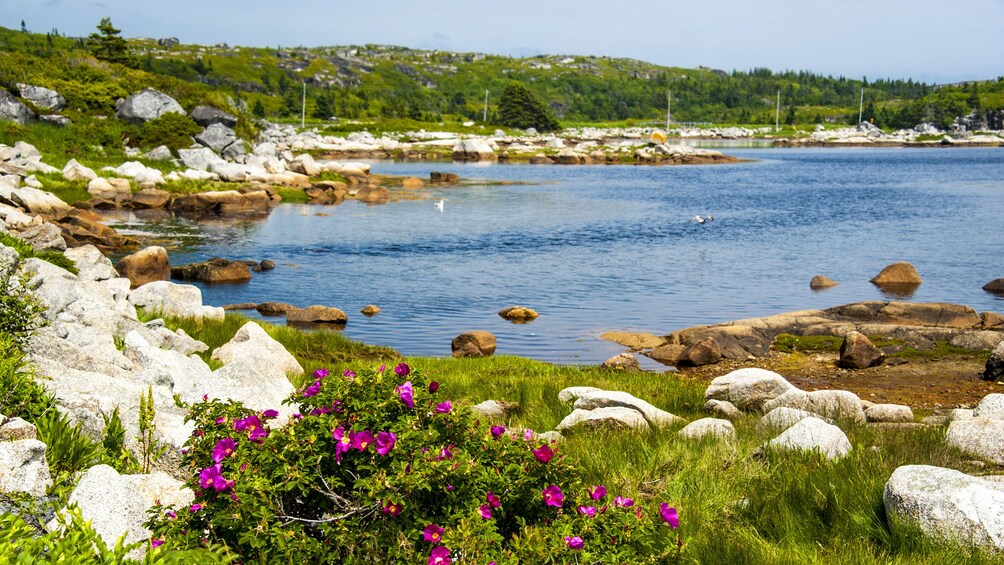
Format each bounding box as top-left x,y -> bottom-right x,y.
171,258 -> 251,284
498,306 -> 539,322
870,262 -> 922,286
286,305 -> 348,325
810,275 -> 838,289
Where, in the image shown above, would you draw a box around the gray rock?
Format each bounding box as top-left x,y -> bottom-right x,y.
62,158 -> 97,182
65,465 -> 192,561
125,342 -> 213,390
949,331 -> 1004,351
16,223 -> 66,252
0,416 -> 37,441
0,439 -> 52,496
0,89 -> 35,124
195,123 -> 239,154
573,390 -> 685,428
884,465 -> 1004,552
557,386 -> 603,404
39,115 -> 70,127
116,88 -> 185,124
189,105 -> 237,128
865,404 -> 914,423
288,154 -> 321,176
946,417 -> 1004,465
974,394 -> 1004,420
16,83 -> 66,110
765,416 -> 852,461
704,399 -> 742,419
984,342 -> 1004,381
452,139 -> 497,161
556,407 -> 650,432
9,186 -> 71,215
763,389 -> 866,424
705,368 -> 798,412
127,281 -> 224,321
600,352 -> 641,371
759,407 -> 822,432
211,321 -> 303,378
471,400 -> 511,419
679,418 -> 736,440
178,147 -> 225,171
145,145 -> 173,161
63,245 -> 117,282
951,408 -> 974,422
87,177 -> 132,201
221,139 -> 246,160
201,356 -> 297,420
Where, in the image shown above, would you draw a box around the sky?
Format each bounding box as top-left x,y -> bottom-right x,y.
7,0 -> 1003,84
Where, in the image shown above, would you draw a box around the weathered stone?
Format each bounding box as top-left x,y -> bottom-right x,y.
705,368 -> 798,412
402,177 -> 424,189
645,343 -> 687,366
498,306 -> 539,322
39,114 -> 70,127
116,246 -> 170,288
0,439 -> 51,496
361,304 -> 380,316
195,123 -> 239,154
600,352 -> 641,371
16,83 -> 65,110
131,188 -> 172,209
9,186 -> 72,215
556,407 -> 650,432
145,146 -> 173,161
946,417 -> 1004,465
982,278 -> 1004,294
127,280 -> 224,321
984,342 -> 1004,381
177,147 -> 224,171
452,331 -> 496,358
949,331 -> 1004,351
875,302 -> 981,329
973,394 -> 1004,420
838,331 -> 885,369
471,400 -> 517,420
810,275 -> 838,289
286,305 -> 348,325
679,418 -> 736,440
870,262 -> 922,286
884,465 -> 1004,552
116,88 -> 185,124
866,404 -> 914,423
63,245 -> 117,281
62,159 -> 97,182
557,386 -> 603,404
677,336 -> 723,367
430,172 -> 460,184
763,389 -> 867,424
288,154 -> 321,177
211,321 -> 303,380
257,302 -> 293,316
17,222 -> 66,252
87,177 -> 132,202
189,105 -> 237,128
704,399 -> 742,419
759,407 -> 822,432
765,417 -> 852,461
0,89 -> 35,124
357,186 -> 389,204
452,139 -> 496,161
0,417 -> 37,441
600,331 -> 665,350
171,258 -> 252,284
574,390 -> 685,428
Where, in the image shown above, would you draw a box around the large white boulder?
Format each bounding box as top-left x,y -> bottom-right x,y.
946,417 -> 1004,465
63,244 -> 117,281
211,322 -> 302,378
573,390 -> 685,428
705,368 -> 798,412
765,416 -> 852,461
0,439 -> 52,496
678,418 -> 736,440
759,406 -> 822,432
556,407 -> 650,432
127,281 -> 224,321
762,389 -> 866,424
116,88 -> 185,124
62,158 -> 97,182
884,465 -> 1004,551
9,186 -> 72,215
557,386 -> 603,404
973,394 -> 1004,420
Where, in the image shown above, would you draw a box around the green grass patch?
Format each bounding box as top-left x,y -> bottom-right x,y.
773,333 -> 844,353
0,231 -> 77,274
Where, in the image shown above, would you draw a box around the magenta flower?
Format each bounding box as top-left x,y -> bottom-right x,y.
397,381 -> 415,409
214,416 -> 226,425
479,504 -> 493,519
423,523 -> 445,543
590,485 -> 607,500
490,425 -> 505,439
302,380 -> 321,398
314,368 -> 329,379
486,491 -> 500,508
614,495 -> 634,508
249,426 -> 268,444
378,364 -> 386,372
333,427 -> 352,463
381,500 -> 403,516
435,401 -> 452,414
212,438 -> 236,463
234,415 -> 260,432
343,369 -> 356,379
532,444 -> 554,463
565,536 -> 584,550
523,429 -> 534,441
578,505 -> 597,518
428,381 -> 440,393
189,503 -> 202,513
375,431 -> 396,455
151,538 -> 164,548
262,409 -> 279,419
166,510 -> 177,519
352,430 -> 376,451
660,503 -> 680,529
428,546 -> 451,565
293,413 -> 303,420
437,444 -> 455,461
542,485 -> 563,507
198,464 -> 230,492
394,363 -> 411,377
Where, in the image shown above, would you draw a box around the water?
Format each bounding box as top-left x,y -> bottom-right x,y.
110,147 -> 1004,364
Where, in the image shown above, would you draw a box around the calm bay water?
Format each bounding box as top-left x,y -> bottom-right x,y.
112,148 -> 1004,364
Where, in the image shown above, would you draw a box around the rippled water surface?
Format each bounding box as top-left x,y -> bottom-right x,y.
112,148 -> 1004,364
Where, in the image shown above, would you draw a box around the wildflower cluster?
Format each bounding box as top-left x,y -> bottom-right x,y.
149,364 -> 682,563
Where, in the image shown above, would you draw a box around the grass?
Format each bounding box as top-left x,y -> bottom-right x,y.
771,333 -> 990,363
0,231 -> 77,274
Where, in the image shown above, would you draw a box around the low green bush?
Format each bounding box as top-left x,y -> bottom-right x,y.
151,364 -> 683,563
134,112 -> 201,153
0,231 -> 77,274
0,333 -> 53,423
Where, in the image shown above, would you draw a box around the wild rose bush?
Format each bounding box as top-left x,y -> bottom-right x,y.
150,364 -> 682,563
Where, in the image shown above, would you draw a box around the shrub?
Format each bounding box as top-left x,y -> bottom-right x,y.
0,333 -> 53,423
135,112 -> 201,152
151,364 -> 682,563
0,245 -> 47,349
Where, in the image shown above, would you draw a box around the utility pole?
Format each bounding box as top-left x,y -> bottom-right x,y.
666,90 -> 672,132
775,90 -> 780,132
301,81 -> 306,128
858,88 -> 864,125
483,90 -> 489,122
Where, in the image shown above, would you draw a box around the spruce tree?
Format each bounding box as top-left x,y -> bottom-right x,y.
497,83 -> 560,132
88,17 -> 134,67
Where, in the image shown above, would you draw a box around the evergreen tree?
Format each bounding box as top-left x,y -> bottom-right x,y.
20,20 -> 27,33
312,91 -> 333,119
252,99 -> 266,118
497,82 -> 560,132
967,83 -> 982,111
784,105 -> 796,125
88,17 -> 134,67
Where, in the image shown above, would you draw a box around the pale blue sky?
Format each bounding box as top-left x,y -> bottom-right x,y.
7,0 -> 1003,84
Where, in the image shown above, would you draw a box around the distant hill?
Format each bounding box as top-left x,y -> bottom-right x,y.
1,25 -> 1001,130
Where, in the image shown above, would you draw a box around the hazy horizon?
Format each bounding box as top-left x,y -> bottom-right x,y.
8,0 -> 1003,84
